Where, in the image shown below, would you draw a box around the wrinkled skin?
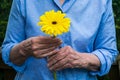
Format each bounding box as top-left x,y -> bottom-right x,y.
48,46 -> 100,71
10,36 -> 62,66
10,36 -> 100,71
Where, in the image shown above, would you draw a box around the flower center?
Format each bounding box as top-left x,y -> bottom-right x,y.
52,21 -> 57,25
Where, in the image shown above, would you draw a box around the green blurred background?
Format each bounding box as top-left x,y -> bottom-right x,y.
0,0 -> 120,80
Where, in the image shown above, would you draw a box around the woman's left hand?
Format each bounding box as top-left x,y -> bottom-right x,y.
47,46 -> 100,71
47,46 -> 87,71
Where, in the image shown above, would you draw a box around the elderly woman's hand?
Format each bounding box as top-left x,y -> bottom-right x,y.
47,46 -> 100,71
10,36 -> 62,66
19,36 -> 62,58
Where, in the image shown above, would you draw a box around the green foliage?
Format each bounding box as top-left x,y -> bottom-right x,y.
0,0 -> 12,45
113,0 -> 120,27
112,0 -> 120,51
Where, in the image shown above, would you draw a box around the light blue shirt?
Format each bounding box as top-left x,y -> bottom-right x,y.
1,0 -> 118,80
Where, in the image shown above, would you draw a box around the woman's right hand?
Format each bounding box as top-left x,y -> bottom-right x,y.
19,36 -> 62,58
10,36 -> 62,66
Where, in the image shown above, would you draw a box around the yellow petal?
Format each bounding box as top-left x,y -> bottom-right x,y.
37,10 -> 71,36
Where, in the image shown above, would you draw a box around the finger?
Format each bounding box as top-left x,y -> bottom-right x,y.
49,56 -> 68,71
22,39 -> 32,49
55,58 -> 81,70
47,51 -> 60,62
32,42 -> 61,51
48,50 -> 69,69
59,59 -> 80,69
47,50 -> 68,65
47,47 -> 70,69
49,53 -> 79,70
31,36 -> 62,44
33,46 -> 57,58
48,47 -> 67,62
40,50 -> 59,58
59,47 -> 67,53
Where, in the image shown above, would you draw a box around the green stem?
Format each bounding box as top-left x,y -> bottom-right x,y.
53,72 -> 57,80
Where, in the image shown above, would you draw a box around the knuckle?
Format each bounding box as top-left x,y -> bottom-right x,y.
39,36 -> 44,40
31,45 -> 37,50
30,37 -> 35,43
66,46 -> 71,49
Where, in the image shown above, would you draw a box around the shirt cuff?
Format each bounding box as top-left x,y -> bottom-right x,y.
1,43 -> 26,73
89,49 -> 113,76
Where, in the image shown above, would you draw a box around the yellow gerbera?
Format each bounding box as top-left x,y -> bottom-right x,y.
37,10 -> 71,36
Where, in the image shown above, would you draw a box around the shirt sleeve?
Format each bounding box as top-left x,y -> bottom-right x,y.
1,0 -> 26,73
89,0 -> 118,76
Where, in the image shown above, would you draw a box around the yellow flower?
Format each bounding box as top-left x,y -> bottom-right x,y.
38,10 -> 71,36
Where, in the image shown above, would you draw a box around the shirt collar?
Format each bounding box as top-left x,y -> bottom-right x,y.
53,0 -> 75,12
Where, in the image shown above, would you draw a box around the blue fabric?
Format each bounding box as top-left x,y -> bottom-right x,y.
1,0 -> 118,80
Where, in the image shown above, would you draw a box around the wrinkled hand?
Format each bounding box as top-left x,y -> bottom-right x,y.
19,36 -> 62,58
47,46 -> 82,71
47,46 -> 100,71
